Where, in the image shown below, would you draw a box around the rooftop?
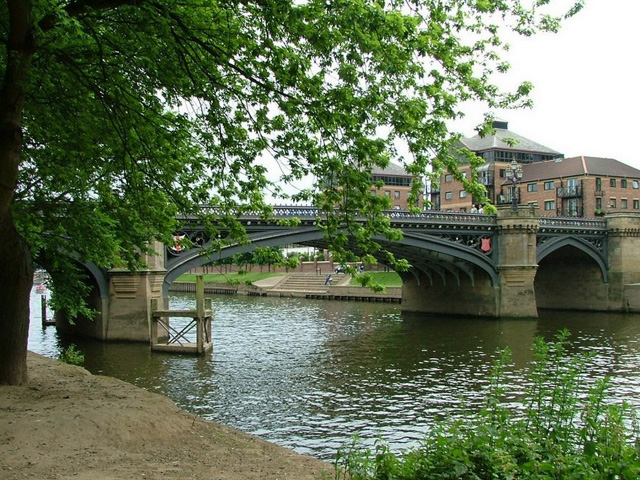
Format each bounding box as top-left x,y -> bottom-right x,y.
461,120 -> 563,157
372,161 -> 411,177
521,156 -> 640,182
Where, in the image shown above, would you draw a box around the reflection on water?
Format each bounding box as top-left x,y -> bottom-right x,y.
28,289 -> 640,460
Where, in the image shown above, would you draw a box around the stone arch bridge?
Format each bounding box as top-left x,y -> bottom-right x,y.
59,207 -> 640,342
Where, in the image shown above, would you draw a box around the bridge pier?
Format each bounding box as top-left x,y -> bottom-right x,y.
606,213 -> 640,312
56,242 -> 167,341
106,269 -> 166,341
495,207 -> 539,318
104,241 -> 167,341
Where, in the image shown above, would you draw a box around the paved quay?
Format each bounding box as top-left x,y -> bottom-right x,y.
172,273 -> 402,303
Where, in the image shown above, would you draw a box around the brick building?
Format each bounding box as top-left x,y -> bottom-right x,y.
371,162 -> 424,210
429,120 -> 640,217
515,156 -> 640,217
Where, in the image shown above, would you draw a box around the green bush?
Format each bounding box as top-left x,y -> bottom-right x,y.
334,330 -> 640,479
58,344 -> 85,366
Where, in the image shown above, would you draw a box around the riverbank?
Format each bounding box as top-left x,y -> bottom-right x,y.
170,272 -> 402,303
0,353 -> 332,480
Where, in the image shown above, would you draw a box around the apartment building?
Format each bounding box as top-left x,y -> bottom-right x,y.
371,162 -> 424,210
516,156 -> 640,217
430,120 -> 640,217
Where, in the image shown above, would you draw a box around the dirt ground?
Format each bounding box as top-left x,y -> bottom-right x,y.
0,353 -> 333,480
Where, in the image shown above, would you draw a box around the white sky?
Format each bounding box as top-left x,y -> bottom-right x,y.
452,0 -> 640,169
273,0 -> 639,201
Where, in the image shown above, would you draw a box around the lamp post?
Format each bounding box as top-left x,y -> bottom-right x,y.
506,160 -> 523,211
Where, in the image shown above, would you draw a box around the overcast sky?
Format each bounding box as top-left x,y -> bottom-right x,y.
452,0 -> 640,170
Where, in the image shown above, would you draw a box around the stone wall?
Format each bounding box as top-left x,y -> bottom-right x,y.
400,269 -> 498,317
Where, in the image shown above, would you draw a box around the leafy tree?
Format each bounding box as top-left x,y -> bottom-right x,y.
252,246 -> 284,272
233,252 -> 256,273
0,0 -> 583,384
282,254 -> 300,272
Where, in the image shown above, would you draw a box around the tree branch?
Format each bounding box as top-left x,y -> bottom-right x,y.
38,0 -> 147,32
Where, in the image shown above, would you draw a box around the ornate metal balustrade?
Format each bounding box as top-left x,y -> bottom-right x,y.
194,205 -> 496,225
539,217 -> 607,230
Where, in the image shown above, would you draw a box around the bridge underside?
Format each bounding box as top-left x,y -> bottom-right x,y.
535,245 -> 609,311
47,263 -> 108,340
400,266 -> 498,316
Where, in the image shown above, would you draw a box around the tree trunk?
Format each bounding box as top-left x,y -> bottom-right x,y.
0,210 -> 33,385
0,2 -> 36,384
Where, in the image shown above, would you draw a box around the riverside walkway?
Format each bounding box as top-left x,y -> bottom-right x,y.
170,273 -> 402,303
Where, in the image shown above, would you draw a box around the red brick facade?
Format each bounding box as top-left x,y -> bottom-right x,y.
433,157 -> 640,217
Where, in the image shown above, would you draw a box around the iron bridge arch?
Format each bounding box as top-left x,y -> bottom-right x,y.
162,208 -> 500,296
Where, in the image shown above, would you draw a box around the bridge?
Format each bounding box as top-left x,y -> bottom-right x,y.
56,206 -> 640,342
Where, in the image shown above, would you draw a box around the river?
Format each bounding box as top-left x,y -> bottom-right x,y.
28,290 -> 640,460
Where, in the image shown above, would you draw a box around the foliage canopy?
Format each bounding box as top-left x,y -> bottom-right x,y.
0,0 -> 582,382
5,0 -> 583,270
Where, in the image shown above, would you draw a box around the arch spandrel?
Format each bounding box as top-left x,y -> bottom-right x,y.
537,236 -> 608,283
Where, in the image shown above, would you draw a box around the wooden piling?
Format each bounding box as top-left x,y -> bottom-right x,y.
41,295 -> 55,326
150,275 -> 213,354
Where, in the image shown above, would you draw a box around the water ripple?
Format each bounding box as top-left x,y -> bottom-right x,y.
27,290 -> 640,460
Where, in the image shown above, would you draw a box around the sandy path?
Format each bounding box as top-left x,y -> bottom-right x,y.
0,353 -> 332,480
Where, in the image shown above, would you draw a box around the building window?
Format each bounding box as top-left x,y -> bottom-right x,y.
527,183 -> 538,192
609,198 -> 617,208
544,200 -> 555,211
633,180 -> 639,189
459,190 -> 467,198
372,174 -> 412,187
634,200 -> 639,210
595,178 -> 602,191
445,191 -> 453,200
394,191 -> 400,199
622,199 -> 628,209
622,179 -> 628,188
385,190 -> 390,196
610,178 -> 617,187
528,201 -> 538,208
445,174 -> 453,182
544,181 -> 555,190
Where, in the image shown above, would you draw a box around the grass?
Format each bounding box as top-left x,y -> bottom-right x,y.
349,271 -> 402,287
176,272 -> 285,284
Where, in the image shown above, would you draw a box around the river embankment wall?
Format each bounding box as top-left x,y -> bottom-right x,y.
188,259 -> 390,276
169,280 -> 402,303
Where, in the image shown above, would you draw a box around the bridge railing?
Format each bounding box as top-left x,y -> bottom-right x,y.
386,210 -> 495,225
195,205 -> 497,224
188,206 -> 612,234
539,217 -> 607,230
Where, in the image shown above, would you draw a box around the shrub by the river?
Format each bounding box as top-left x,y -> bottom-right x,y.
58,344 -> 85,366
334,330 -> 640,479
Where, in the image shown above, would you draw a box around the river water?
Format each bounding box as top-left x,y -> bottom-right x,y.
28,290 -> 640,460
